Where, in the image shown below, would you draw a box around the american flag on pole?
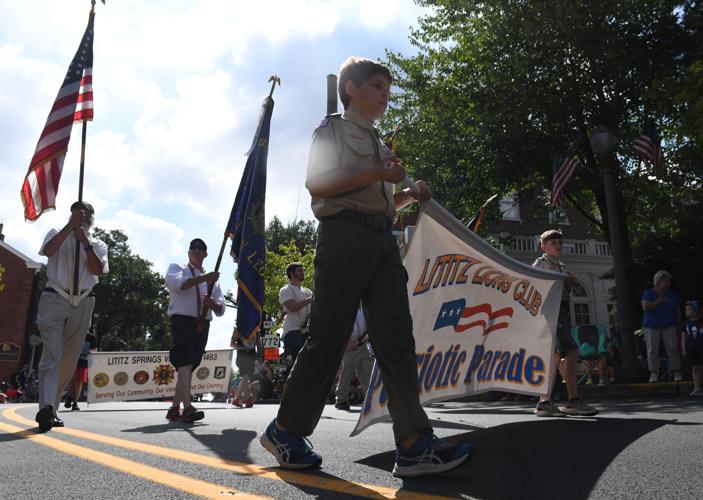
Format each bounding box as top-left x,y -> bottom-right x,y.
20,11 -> 95,221
632,124 -> 664,177
551,153 -> 580,207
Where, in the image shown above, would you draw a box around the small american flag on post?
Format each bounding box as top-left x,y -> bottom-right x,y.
20,11 -> 95,221
632,124 -> 664,177
551,153 -> 580,207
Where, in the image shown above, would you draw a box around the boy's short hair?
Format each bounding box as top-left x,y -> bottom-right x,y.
286,262 -> 303,279
338,56 -> 392,109
539,229 -> 563,245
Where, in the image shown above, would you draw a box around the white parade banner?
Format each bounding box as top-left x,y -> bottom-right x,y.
87,349 -> 233,403
352,201 -> 566,435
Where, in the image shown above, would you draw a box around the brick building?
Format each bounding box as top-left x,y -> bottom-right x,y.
0,225 -> 42,382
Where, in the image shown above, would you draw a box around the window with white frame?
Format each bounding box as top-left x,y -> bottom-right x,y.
570,280 -> 591,325
549,207 -> 570,225
499,193 -> 520,221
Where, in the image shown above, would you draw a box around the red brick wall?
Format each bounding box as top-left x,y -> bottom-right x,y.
0,248 -> 35,382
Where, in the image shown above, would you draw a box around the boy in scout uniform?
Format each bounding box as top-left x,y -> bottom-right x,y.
260,56 -> 473,477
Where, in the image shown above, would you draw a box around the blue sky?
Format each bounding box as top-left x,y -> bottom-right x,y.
0,0 -> 429,349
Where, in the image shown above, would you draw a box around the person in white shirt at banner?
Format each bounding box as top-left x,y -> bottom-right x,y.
164,238 -> 225,423
35,201 -> 108,432
335,304 -> 373,411
279,262 -> 313,363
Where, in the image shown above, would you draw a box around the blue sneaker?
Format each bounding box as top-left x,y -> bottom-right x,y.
260,419 -> 322,469
393,433 -> 473,478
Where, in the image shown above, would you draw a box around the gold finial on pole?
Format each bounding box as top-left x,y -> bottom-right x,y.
268,75 -> 281,98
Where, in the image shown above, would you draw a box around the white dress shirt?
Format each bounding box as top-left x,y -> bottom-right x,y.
39,228 -> 109,292
165,263 -> 225,320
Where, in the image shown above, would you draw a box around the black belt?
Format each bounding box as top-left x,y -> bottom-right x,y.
323,209 -> 393,232
44,287 -> 95,298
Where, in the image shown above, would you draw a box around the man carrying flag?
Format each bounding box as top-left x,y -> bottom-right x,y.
24,5 -> 107,433
20,8 -> 95,221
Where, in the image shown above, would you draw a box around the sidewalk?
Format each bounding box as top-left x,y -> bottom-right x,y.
579,380 -> 696,399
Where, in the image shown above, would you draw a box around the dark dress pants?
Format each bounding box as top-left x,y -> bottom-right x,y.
277,218 -> 431,443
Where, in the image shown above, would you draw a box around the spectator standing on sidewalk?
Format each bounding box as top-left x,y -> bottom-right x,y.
64,330 -> 97,411
641,270 -> 682,383
682,300 -> 703,396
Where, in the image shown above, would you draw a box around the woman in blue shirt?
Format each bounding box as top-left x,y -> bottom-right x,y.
641,270 -> 682,383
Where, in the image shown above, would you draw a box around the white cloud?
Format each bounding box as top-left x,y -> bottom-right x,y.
0,0 -> 429,354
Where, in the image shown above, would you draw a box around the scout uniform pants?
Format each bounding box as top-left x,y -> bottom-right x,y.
277,218 -> 432,443
36,291 -> 95,411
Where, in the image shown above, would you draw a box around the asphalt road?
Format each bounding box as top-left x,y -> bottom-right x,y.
1,397 -> 701,499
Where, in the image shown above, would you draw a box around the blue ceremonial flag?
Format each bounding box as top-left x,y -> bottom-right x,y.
227,96 -> 274,341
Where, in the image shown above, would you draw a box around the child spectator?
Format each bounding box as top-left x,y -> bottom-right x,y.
682,300 -> 703,396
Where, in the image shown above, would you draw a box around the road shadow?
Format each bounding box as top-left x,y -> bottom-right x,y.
358,417 -> 697,500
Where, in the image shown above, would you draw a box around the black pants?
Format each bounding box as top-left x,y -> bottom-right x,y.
169,315 -> 209,369
277,218 -> 431,443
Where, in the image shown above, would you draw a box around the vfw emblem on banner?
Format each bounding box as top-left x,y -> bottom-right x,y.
352,205 -> 564,435
87,349 -> 233,403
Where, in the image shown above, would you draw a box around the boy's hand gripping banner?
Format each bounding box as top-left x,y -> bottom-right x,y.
352,201 -> 565,435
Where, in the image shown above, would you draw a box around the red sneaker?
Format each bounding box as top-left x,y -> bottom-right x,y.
179,405 -> 204,423
166,405 -> 181,421
232,398 -> 242,407
245,399 -> 254,408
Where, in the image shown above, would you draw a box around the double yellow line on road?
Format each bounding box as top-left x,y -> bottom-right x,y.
1,406 -> 452,500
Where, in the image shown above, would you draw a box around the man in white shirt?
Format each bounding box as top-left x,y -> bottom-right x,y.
335,304 -> 373,411
164,238 -> 225,423
278,262 -> 313,363
35,201 -> 109,432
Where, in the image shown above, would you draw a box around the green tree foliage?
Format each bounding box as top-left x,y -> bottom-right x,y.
384,0 -> 701,244
383,0 -> 702,314
265,215 -> 317,255
92,228 -> 171,351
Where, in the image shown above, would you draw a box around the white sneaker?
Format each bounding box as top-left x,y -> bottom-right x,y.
649,372 -> 658,383
674,372 -> 683,382
689,388 -> 703,396
609,377 -> 615,384
598,377 -> 606,386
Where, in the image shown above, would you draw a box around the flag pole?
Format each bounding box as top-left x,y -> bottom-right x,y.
73,0 -> 96,295
198,76 -> 280,321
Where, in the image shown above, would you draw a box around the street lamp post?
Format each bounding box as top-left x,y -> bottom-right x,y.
590,127 -> 638,377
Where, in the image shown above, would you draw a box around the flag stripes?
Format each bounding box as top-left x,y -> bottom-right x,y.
20,13 -> 95,221
632,127 -> 664,176
551,155 -> 579,207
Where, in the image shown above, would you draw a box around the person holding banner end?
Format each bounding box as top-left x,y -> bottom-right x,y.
35,201 -> 108,432
260,56 -> 473,477
165,238 -> 225,423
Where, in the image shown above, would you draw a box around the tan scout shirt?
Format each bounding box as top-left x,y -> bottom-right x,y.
306,108 -> 396,220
